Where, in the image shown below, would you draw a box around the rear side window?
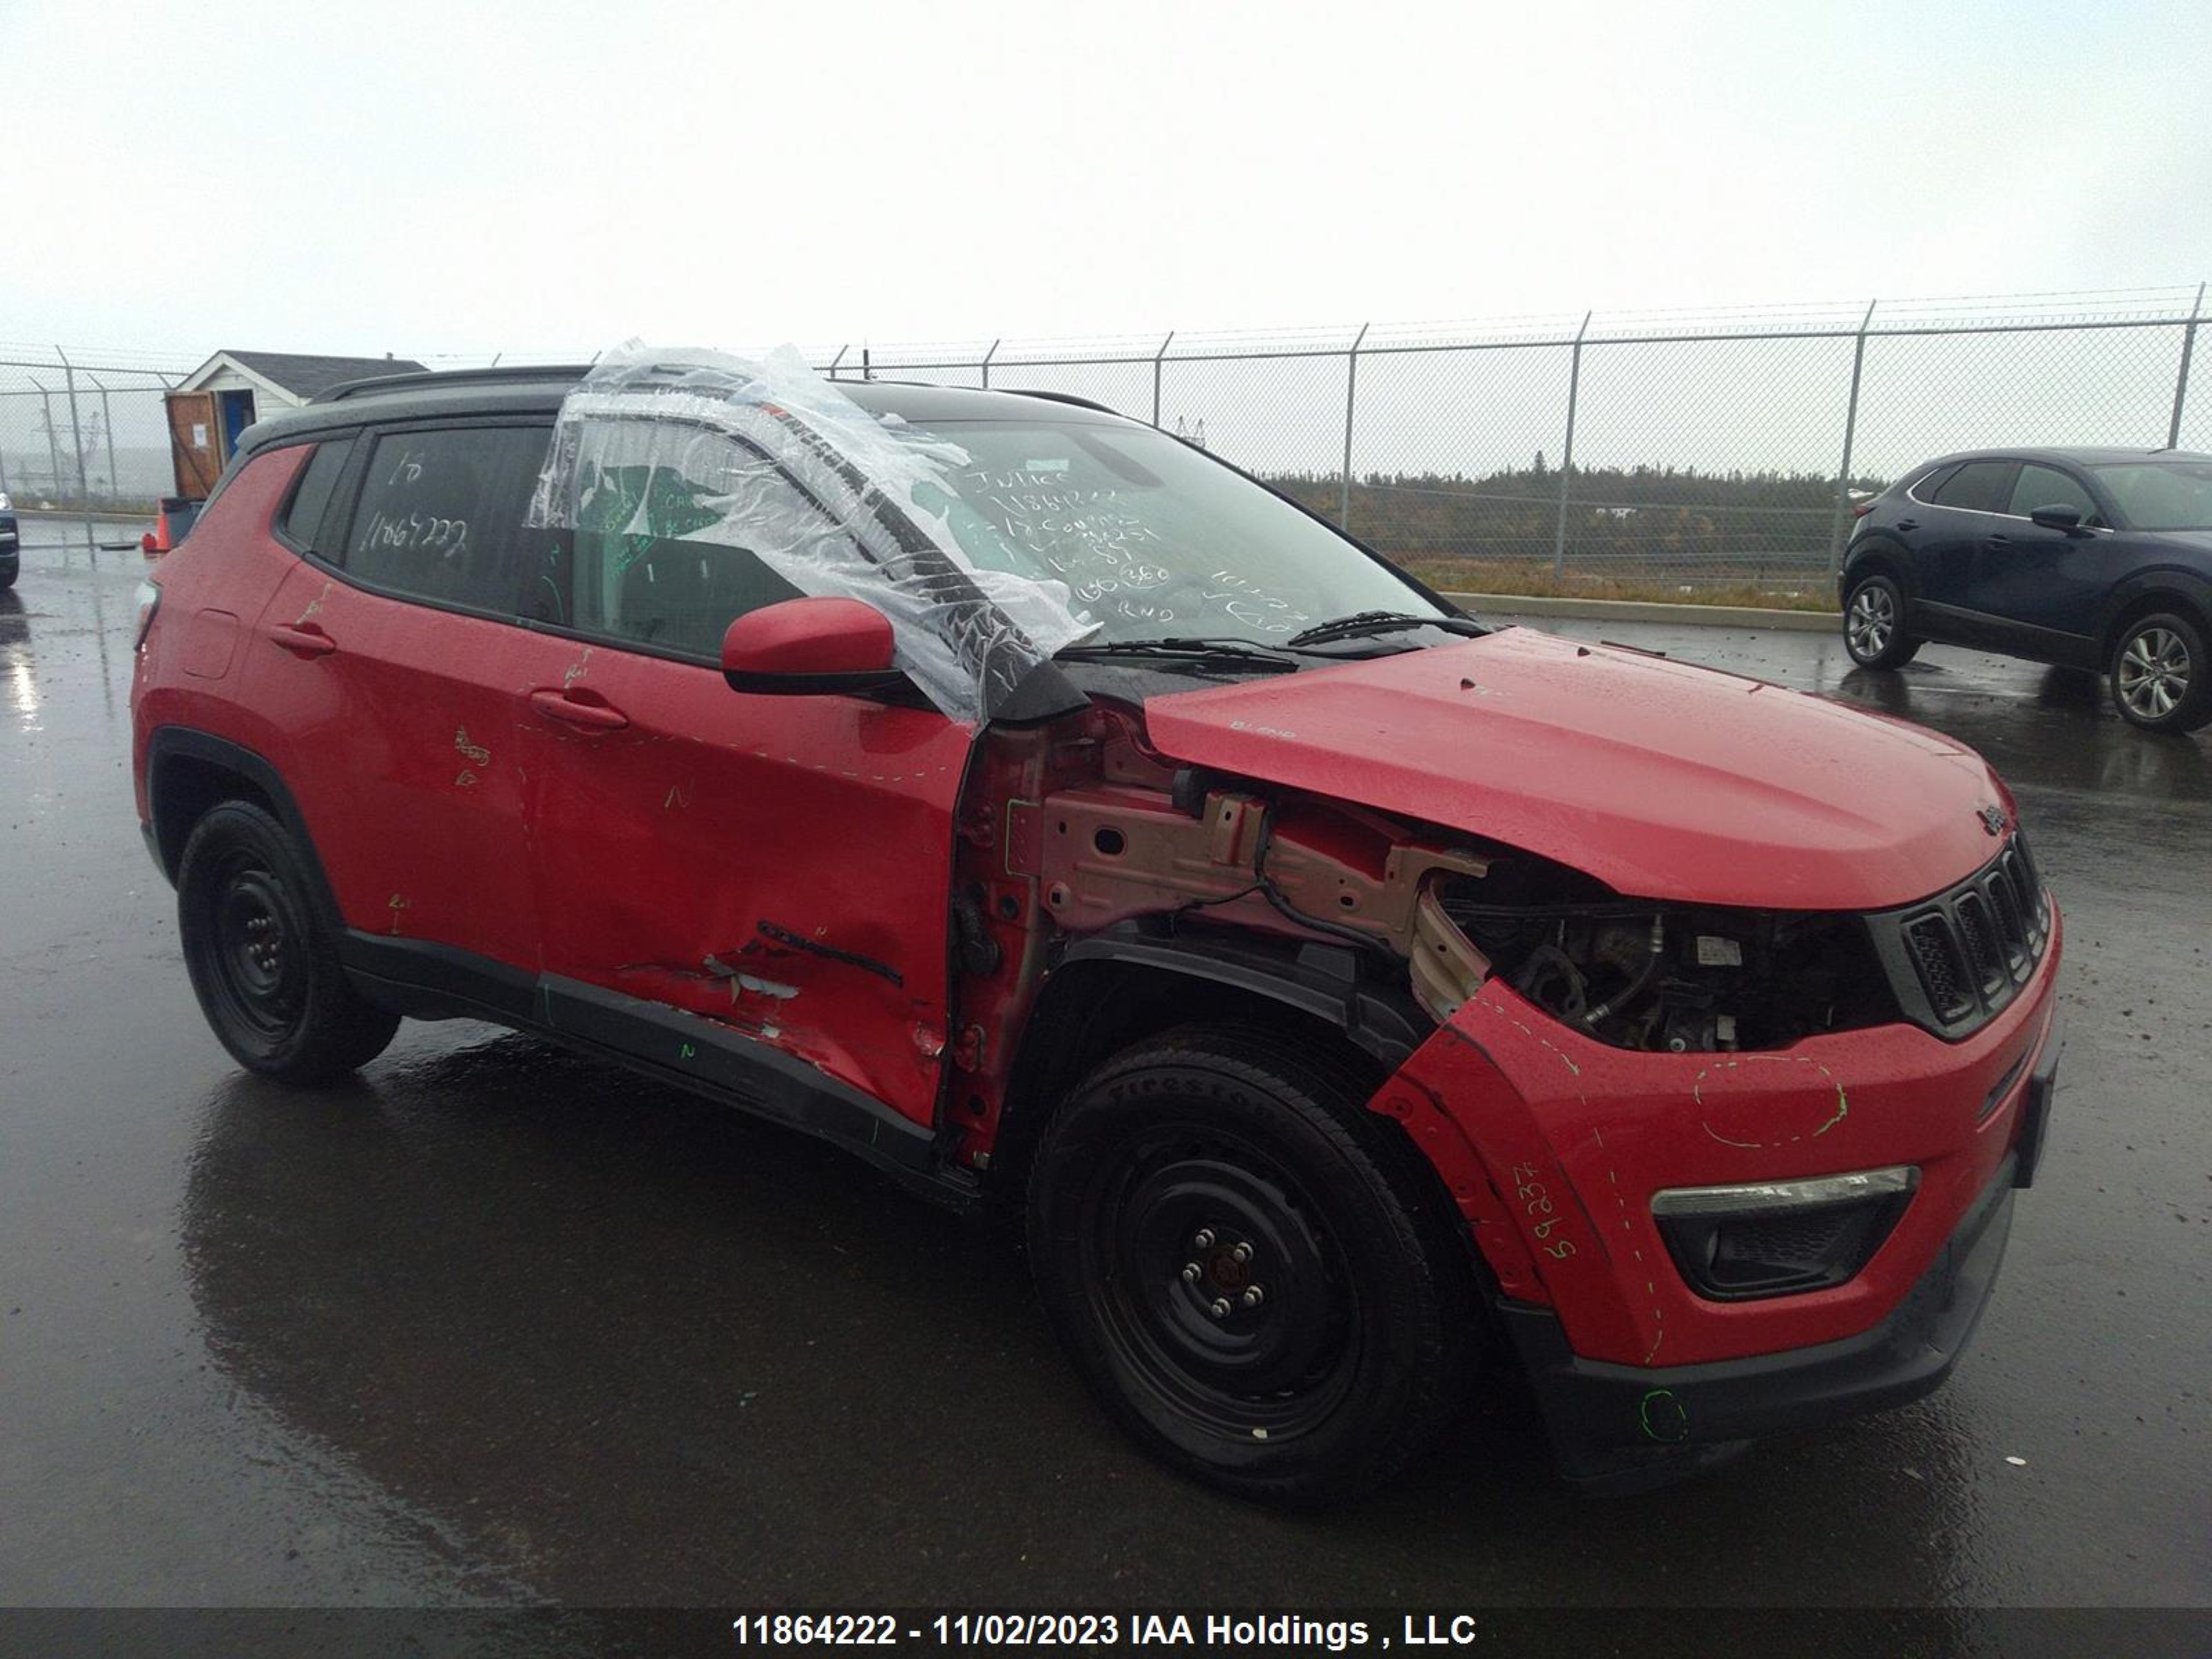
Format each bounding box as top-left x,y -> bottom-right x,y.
1929,460 -> 2015,514
279,437 -> 354,553
341,427 -> 547,616
2007,464 -> 2101,525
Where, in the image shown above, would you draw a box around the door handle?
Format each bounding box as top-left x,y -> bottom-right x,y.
264,622 -> 337,657
529,688 -> 629,731
1895,518 -> 1918,532
1986,534 -> 2014,549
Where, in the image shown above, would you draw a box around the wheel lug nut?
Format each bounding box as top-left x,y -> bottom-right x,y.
1243,1285 -> 1265,1307
1230,1242 -> 1252,1264
1180,1263 -> 1201,1284
1192,1228 -> 1215,1249
1208,1297 -> 1231,1319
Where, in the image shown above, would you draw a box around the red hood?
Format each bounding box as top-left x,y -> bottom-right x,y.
1138,628 -> 2008,911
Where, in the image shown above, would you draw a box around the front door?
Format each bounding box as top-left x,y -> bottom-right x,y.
1970,461 -> 2115,659
516,466 -> 974,1127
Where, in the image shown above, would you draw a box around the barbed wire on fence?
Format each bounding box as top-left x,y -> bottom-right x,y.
5,281 -> 2204,595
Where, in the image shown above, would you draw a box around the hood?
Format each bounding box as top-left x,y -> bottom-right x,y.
1138,628 -> 2008,912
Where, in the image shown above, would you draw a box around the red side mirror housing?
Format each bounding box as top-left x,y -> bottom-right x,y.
721,597 -> 901,696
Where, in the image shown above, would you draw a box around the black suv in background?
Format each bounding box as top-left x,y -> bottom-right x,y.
1840,447 -> 2212,733
0,490 -> 18,590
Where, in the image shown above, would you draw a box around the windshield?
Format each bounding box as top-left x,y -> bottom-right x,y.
903,418 -> 1441,645
2092,460 -> 2212,532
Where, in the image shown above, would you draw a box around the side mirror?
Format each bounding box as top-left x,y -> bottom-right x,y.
2028,503 -> 2084,532
722,597 -> 902,696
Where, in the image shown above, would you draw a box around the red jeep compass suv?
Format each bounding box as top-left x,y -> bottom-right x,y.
131,349 -> 2061,1501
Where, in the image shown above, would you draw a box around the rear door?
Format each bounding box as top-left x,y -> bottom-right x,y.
1913,458 -> 2018,630
241,422 -> 557,995
515,456 -> 974,1127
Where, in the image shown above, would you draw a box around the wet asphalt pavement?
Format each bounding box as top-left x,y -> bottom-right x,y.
1,525 -> 2207,1643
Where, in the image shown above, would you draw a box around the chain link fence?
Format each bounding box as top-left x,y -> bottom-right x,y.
10,284 -> 2205,601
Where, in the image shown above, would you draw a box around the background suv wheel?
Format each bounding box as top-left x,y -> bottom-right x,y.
1842,572 -> 1920,669
177,800 -> 400,1082
2109,610 -> 2212,735
1027,1026 -> 1477,1504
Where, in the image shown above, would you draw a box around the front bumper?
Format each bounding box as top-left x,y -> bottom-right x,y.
1503,1022 -> 2050,1491
1373,901 -> 2061,1489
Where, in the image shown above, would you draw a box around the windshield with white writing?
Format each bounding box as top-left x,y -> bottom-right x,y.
903,418 -> 1441,646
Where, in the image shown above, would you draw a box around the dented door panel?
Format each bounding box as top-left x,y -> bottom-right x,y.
517,639 -> 974,1125
241,561 -> 547,971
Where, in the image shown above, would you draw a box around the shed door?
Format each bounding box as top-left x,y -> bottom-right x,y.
165,392 -> 221,498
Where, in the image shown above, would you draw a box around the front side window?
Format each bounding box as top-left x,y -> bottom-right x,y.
343,427 -> 545,614
559,459 -> 808,657
1929,460 -> 2015,514
2091,460 -> 2212,532
2007,464 -> 2101,525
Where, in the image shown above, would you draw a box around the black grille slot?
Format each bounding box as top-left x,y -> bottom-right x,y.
1877,835 -> 2052,1038
1984,871 -> 2027,966
1953,892 -> 2005,996
1905,915 -> 1974,1022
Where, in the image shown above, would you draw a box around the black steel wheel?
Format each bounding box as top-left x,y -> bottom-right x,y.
2108,610 -> 2212,734
1028,1027 -> 1477,1503
178,800 -> 399,1082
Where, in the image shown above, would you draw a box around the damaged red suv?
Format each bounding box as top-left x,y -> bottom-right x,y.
131,350 -> 2061,1501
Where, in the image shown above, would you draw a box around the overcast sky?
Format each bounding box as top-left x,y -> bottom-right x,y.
4,0 -> 2208,360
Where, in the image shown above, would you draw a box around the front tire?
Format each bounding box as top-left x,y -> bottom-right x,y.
2109,611 -> 2212,734
1027,1027 -> 1477,1504
1843,572 -> 1919,668
177,800 -> 400,1082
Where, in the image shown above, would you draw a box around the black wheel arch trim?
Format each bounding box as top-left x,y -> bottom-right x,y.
2097,568 -> 2212,655
1839,538 -> 1919,603
1048,926 -> 1430,1073
143,727 -> 345,932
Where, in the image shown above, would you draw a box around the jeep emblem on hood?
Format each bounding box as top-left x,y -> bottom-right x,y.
1979,803 -> 2010,836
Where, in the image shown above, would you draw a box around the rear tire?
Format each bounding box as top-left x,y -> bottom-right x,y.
1027,1027 -> 1477,1504
2108,610 -> 2212,734
177,800 -> 400,1082
1842,572 -> 1919,668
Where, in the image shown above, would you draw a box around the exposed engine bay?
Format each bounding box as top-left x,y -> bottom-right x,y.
1434,863 -> 1901,1053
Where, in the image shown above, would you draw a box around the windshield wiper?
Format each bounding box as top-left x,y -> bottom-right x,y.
1283,610 -> 1485,648
1056,637 -> 1302,673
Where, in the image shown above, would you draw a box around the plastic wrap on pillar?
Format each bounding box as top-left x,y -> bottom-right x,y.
527,344 -> 1092,724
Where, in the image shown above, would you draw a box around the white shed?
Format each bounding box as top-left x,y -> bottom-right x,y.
167,350 -> 428,493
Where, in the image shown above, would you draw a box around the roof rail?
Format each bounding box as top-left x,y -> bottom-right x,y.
315,364 -> 593,404
997,387 -> 1120,415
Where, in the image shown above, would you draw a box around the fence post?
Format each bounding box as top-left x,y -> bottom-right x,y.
57,347 -> 98,557
827,345 -> 848,380
1551,312 -> 1591,577
33,380 -> 66,517
1340,323 -> 1369,529
1151,331 -> 1174,428
1828,299 -> 1879,579
2168,281 -> 2204,449
92,374 -> 116,505
980,338 -> 999,390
